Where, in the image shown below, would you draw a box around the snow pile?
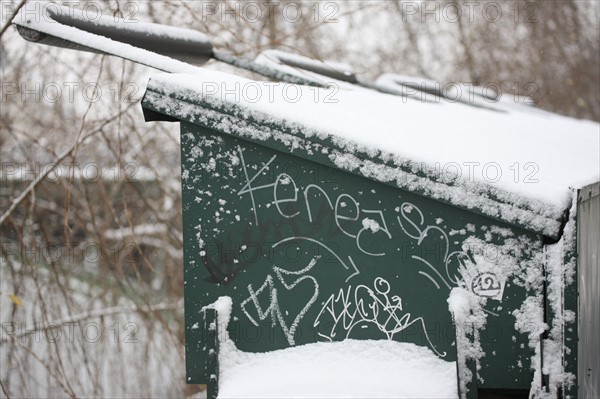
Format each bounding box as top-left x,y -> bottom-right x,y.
219,340 -> 458,399
204,297 -> 458,399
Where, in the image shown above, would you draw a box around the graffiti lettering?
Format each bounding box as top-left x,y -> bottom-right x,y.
313,277 -> 447,357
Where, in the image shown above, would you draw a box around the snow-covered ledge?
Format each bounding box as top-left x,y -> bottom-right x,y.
201,297 -> 458,399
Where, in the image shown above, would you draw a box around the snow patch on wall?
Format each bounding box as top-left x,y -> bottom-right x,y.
448,287 -> 487,399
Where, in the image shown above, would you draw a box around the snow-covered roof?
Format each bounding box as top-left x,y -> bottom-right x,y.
143,68 -> 599,238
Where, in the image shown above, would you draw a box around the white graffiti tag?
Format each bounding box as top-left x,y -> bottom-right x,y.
272,237 -> 360,282
240,257 -> 320,346
313,277 -> 447,357
236,146 -> 393,257
397,202 -> 468,290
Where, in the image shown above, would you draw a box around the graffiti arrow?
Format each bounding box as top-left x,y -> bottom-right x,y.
272,237 -> 360,282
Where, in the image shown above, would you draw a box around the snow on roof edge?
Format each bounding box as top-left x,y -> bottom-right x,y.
142,77 -> 568,238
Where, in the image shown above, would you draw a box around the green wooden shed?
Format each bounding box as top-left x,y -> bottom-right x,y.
141,67 -> 599,399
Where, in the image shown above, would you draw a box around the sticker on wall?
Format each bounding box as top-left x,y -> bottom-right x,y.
468,272 -> 506,301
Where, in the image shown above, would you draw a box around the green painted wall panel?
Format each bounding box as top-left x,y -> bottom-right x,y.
180,122 -> 540,391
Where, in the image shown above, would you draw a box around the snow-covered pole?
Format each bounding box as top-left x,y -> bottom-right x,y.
11,0 -> 324,87
12,0 -> 213,73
